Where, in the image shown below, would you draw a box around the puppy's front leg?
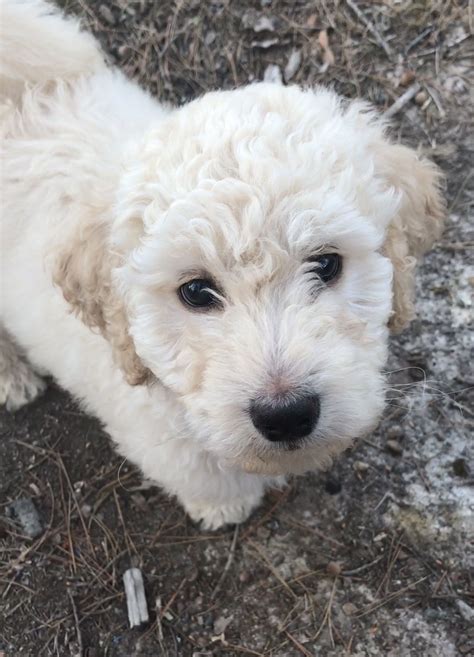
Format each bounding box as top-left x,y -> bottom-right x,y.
174,457 -> 269,530
0,326 -> 46,411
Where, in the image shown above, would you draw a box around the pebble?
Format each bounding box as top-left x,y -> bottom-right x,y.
342,602 -> 357,616
239,570 -> 250,583
415,90 -> 428,105
253,16 -> 278,32
353,460 -> 369,473
386,439 -> 403,455
327,561 -> 342,577
204,31 -> 217,46
284,50 -> 302,82
386,425 -> 403,440
263,64 -> 282,84
399,69 -> 416,87
213,615 -> 233,634
99,5 -> 116,25
452,458 -> 470,478
457,600 -> 474,622
8,498 -> 43,538
325,476 -> 342,494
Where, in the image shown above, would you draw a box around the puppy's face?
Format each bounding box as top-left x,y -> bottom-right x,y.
112,84 -> 442,475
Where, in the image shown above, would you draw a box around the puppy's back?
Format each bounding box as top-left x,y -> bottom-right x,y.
0,0 -> 105,103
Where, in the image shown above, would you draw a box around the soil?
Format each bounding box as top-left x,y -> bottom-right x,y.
1,1 -> 473,656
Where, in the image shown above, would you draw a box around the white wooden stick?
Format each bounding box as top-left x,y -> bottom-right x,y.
123,567 -> 149,628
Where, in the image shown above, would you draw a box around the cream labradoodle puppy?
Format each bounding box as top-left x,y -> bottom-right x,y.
0,1 -> 444,528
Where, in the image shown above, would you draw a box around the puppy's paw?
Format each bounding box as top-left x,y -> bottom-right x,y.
0,360 -> 46,411
186,496 -> 261,531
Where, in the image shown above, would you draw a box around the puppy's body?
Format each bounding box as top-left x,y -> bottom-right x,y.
0,1 -> 444,528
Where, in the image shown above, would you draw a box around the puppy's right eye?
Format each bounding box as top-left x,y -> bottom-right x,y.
178,279 -> 221,310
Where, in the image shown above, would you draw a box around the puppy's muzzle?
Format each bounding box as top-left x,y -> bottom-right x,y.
250,393 -> 320,444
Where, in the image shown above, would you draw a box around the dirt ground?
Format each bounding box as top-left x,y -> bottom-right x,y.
1,1 -> 473,656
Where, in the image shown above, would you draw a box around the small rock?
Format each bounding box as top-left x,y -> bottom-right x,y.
131,493 -> 148,512
73,480 -> 85,495
342,602 -> 357,616
399,69 -> 416,87
204,31 -> 217,46
80,503 -> 92,519
353,460 -> 369,473
8,498 -> 43,538
386,425 -> 403,440
284,50 -> 302,82
415,90 -> 428,105
452,458 -> 470,478
29,482 -> 41,496
99,5 -> 115,25
239,570 -> 250,583
327,561 -> 342,577
253,16 -> 278,32
202,613 -> 214,629
263,64 -> 282,85
252,38 -> 279,49
325,476 -> 342,495
386,439 -> 403,455
457,600 -> 474,622
213,615 -> 233,634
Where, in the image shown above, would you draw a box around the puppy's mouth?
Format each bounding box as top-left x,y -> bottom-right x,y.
223,442 -> 332,476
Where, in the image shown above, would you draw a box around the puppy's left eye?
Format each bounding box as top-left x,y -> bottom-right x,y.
311,253 -> 342,284
179,279 -> 221,310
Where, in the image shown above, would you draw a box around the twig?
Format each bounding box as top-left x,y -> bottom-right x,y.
448,171 -> 473,213
247,539 -> 297,600
281,515 -> 344,548
345,0 -> 393,58
285,630 -> 314,657
341,555 -> 384,576
405,26 -> 434,54
211,525 -> 239,599
437,241 -> 474,252
355,576 -> 429,617
312,577 -> 337,644
159,576 -> 187,618
384,82 -> 421,119
67,589 -> 84,657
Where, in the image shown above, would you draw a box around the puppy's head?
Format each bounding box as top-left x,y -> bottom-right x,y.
57,84 -> 444,475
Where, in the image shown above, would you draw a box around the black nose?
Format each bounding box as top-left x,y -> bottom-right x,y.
250,394 -> 320,443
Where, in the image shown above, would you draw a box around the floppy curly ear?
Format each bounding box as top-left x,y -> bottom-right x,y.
377,144 -> 445,332
52,220 -> 151,386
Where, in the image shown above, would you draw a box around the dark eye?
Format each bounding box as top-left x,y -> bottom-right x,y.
178,279 -> 221,309
311,253 -> 342,284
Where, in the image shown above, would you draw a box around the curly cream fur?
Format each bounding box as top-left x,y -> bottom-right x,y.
0,1 -> 444,529
377,145 -> 445,331
52,221 -> 150,385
